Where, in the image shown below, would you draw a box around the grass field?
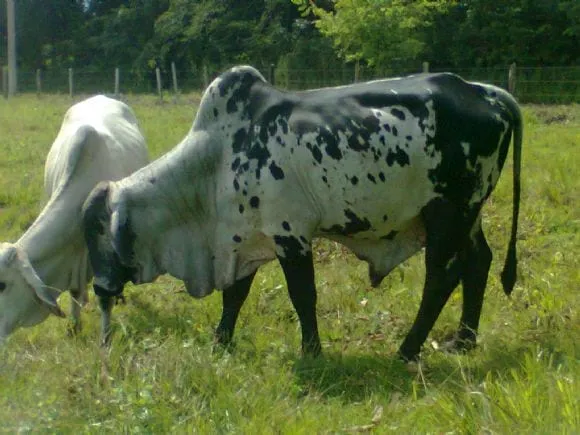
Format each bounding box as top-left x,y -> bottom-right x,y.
0,94 -> 578,433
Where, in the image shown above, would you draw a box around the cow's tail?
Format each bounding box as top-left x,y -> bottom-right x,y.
499,90 -> 522,296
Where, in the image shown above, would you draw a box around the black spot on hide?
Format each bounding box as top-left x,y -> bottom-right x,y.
282,221 -> 291,231
351,176 -> 359,185
381,230 -> 398,241
232,129 -> 247,154
319,130 -> 342,161
249,196 -> 260,208
320,209 -> 371,235
269,161 -> 285,180
274,235 -> 305,258
386,147 -> 410,167
306,142 -> 323,164
379,172 -> 386,182
391,108 -> 406,120
213,108 -> 219,118
367,173 -> 376,184
233,179 -> 240,191
233,235 -> 242,243
239,204 -> 244,214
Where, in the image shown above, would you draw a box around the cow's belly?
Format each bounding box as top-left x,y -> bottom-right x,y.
313,160 -> 438,240
319,216 -> 426,285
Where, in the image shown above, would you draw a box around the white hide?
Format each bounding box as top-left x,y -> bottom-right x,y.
0,95 -> 149,341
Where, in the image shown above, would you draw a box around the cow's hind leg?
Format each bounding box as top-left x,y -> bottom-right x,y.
444,222 -> 492,353
215,272 -> 256,347
278,249 -> 321,357
398,199 -> 463,361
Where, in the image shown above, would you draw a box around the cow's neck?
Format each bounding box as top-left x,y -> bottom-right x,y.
16,189 -> 83,286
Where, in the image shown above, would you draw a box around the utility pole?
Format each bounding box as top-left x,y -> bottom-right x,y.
7,0 -> 17,96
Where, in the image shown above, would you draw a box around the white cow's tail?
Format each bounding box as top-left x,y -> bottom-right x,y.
499,90 -> 522,296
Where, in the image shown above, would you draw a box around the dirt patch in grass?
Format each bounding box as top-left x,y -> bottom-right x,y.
527,104 -> 579,125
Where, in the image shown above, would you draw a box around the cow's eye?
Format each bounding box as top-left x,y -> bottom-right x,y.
0,282 -> 6,292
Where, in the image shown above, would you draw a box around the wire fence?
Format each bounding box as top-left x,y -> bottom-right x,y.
5,64 -> 580,104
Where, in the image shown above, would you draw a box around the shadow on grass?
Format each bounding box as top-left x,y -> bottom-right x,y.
291,334 -> 571,403
108,290 -> 218,345
292,352 -> 415,401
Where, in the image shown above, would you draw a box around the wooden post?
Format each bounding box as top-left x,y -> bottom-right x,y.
2,66 -> 8,99
422,61 -> 430,73
354,59 -> 360,83
268,64 -> 276,86
202,64 -> 209,89
7,0 -> 17,96
68,68 -> 74,98
114,67 -> 120,98
508,62 -> 517,94
171,62 -> 178,96
36,69 -> 42,96
156,67 -> 163,101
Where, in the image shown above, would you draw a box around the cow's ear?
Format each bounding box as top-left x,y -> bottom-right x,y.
83,182 -> 129,296
111,202 -> 135,267
83,182 -> 112,274
15,251 -> 66,318
0,244 -> 18,266
34,286 -> 66,318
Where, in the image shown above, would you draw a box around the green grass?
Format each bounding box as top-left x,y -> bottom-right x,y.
0,94 -> 578,433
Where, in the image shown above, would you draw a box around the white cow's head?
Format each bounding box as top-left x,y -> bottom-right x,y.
0,243 -> 65,342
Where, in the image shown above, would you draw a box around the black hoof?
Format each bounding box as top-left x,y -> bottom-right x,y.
438,331 -> 477,354
397,349 -> 420,363
302,340 -> 322,358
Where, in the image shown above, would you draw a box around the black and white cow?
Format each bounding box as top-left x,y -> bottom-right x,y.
83,66 -> 522,360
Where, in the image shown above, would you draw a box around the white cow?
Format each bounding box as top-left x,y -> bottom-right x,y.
0,95 -> 149,343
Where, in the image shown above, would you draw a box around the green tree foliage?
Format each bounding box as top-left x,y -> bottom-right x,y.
445,1 -> 580,66
3,0 -> 85,68
2,0 -> 579,79
149,0 -> 300,72
80,0 -> 168,70
292,0 -> 454,66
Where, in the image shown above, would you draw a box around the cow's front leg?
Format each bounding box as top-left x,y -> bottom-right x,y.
68,287 -> 88,336
215,272 -> 256,347
278,249 -> 321,357
98,295 -> 115,347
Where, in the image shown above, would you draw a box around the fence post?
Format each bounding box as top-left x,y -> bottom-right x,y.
268,64 -> 276,86
171,62 -> 179,97
422,61 -> 430,73
508,62 -> 517,94
68,68 -> 74,98
156,67 -> 163,102
2,66 -> 8,99
36,69 -> 42,96
114,67 -> 120,98
202,64 -> 209,89
354,60 -> 360,83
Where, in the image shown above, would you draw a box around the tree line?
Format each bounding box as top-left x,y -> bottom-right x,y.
1,0 -> 579,82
